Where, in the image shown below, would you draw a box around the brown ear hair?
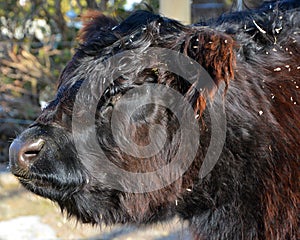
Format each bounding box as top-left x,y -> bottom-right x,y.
78,10 -> 118,43
182,29 -> 236,116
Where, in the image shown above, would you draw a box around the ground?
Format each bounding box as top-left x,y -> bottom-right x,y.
0,171 -> 191,240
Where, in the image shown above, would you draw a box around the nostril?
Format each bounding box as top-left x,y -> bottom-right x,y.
9,138 -> 45,170
20,138 -> 45,164
23,150 -> 42,162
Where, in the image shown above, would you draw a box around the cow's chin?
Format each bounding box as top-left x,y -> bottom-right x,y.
19,177 -> 62,200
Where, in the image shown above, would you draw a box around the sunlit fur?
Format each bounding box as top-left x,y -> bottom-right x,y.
10,1 -> 299,239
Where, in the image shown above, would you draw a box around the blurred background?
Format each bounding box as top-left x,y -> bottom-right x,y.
0,0 -> 260,239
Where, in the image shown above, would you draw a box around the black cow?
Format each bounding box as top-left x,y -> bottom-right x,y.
9,1 -> 299,239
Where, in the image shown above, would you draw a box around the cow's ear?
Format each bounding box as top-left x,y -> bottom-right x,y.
182,29 -> 236,116
78,10 -> 118,43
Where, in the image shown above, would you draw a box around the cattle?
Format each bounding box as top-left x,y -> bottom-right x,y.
9,1 -> 299,239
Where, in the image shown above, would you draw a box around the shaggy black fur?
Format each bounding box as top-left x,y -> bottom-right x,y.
9,1 -> 299,239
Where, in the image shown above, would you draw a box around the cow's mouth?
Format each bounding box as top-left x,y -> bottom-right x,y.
13,170 -> 86,202
16,175 -> 54,189
13,172 -> 67,201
